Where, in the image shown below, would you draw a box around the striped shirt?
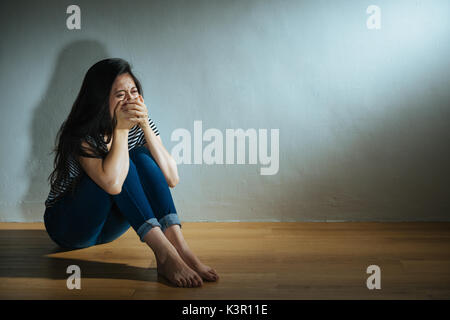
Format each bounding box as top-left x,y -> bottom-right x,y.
45,117 -> 160,208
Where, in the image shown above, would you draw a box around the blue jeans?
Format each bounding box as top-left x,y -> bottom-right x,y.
44,145 -> 182,249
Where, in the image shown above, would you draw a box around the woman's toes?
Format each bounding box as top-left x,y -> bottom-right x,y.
203,272 -> 212,280
191,276 -> 199,287
202,268 -> 218,281
208,272 -> 217,281
211,269 -> 219,279
197,275 -> 204,286
209,271 -> 218,280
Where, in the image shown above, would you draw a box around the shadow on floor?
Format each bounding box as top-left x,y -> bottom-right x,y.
0,229 -> 174,287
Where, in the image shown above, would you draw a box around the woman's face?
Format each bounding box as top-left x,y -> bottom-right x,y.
109,72 -> 140,119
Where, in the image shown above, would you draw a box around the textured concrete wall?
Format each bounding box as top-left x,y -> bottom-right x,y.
1,0 -> 449,222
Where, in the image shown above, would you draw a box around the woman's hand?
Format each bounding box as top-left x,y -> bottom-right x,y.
123,95 -> 149,129
114,99 -> 137,130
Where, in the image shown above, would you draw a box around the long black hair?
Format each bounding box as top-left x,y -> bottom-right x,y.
47,58 -> 143,198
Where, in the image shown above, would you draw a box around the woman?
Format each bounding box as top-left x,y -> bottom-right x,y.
44,58 -> 218,288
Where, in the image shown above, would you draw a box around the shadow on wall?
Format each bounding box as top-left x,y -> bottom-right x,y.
20,40 -> 110,221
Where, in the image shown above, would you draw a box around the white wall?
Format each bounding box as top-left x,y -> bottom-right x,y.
1,0 -> 449,222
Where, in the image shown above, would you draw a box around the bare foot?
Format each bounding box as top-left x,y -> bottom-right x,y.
155,247 -> 204,288
174,243 -> 220,282
191,261 -> 219,282
163,225 -> 219,282
143,226 -> 203,288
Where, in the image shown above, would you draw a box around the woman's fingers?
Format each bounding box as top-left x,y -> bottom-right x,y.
132,98 -> 148,110
127,117 -> 140,122
122,107 -> 147,117
124,110 -> 146,117
123,106 -> 143,112
122,104 -> 146,113
115,99 -> 127,112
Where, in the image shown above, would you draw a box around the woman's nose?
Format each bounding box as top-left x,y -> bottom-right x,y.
124,92 -> 136,101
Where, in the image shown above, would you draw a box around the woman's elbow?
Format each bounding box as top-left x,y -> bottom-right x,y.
106,185 -> 122,195
167,158 -> 179,188
168,175 -> 179,188
105,180 -> 123,195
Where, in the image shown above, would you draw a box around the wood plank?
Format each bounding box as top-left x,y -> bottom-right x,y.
0,222 -> 449,299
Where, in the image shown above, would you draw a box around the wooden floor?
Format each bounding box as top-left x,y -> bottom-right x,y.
0,222 -> 449,300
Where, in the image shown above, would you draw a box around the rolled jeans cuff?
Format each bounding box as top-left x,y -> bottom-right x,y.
159,213 -> 182,233
137,218 -> 162,242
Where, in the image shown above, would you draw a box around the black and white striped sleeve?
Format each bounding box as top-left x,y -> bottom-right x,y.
148,117 -> 160,137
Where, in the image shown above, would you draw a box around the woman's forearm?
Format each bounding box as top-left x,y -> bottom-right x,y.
102,128 -> 130,190
142,124 -> 179,187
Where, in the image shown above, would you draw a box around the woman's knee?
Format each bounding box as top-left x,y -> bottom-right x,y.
130,146 -> 157,166
130,147 -> 163,177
